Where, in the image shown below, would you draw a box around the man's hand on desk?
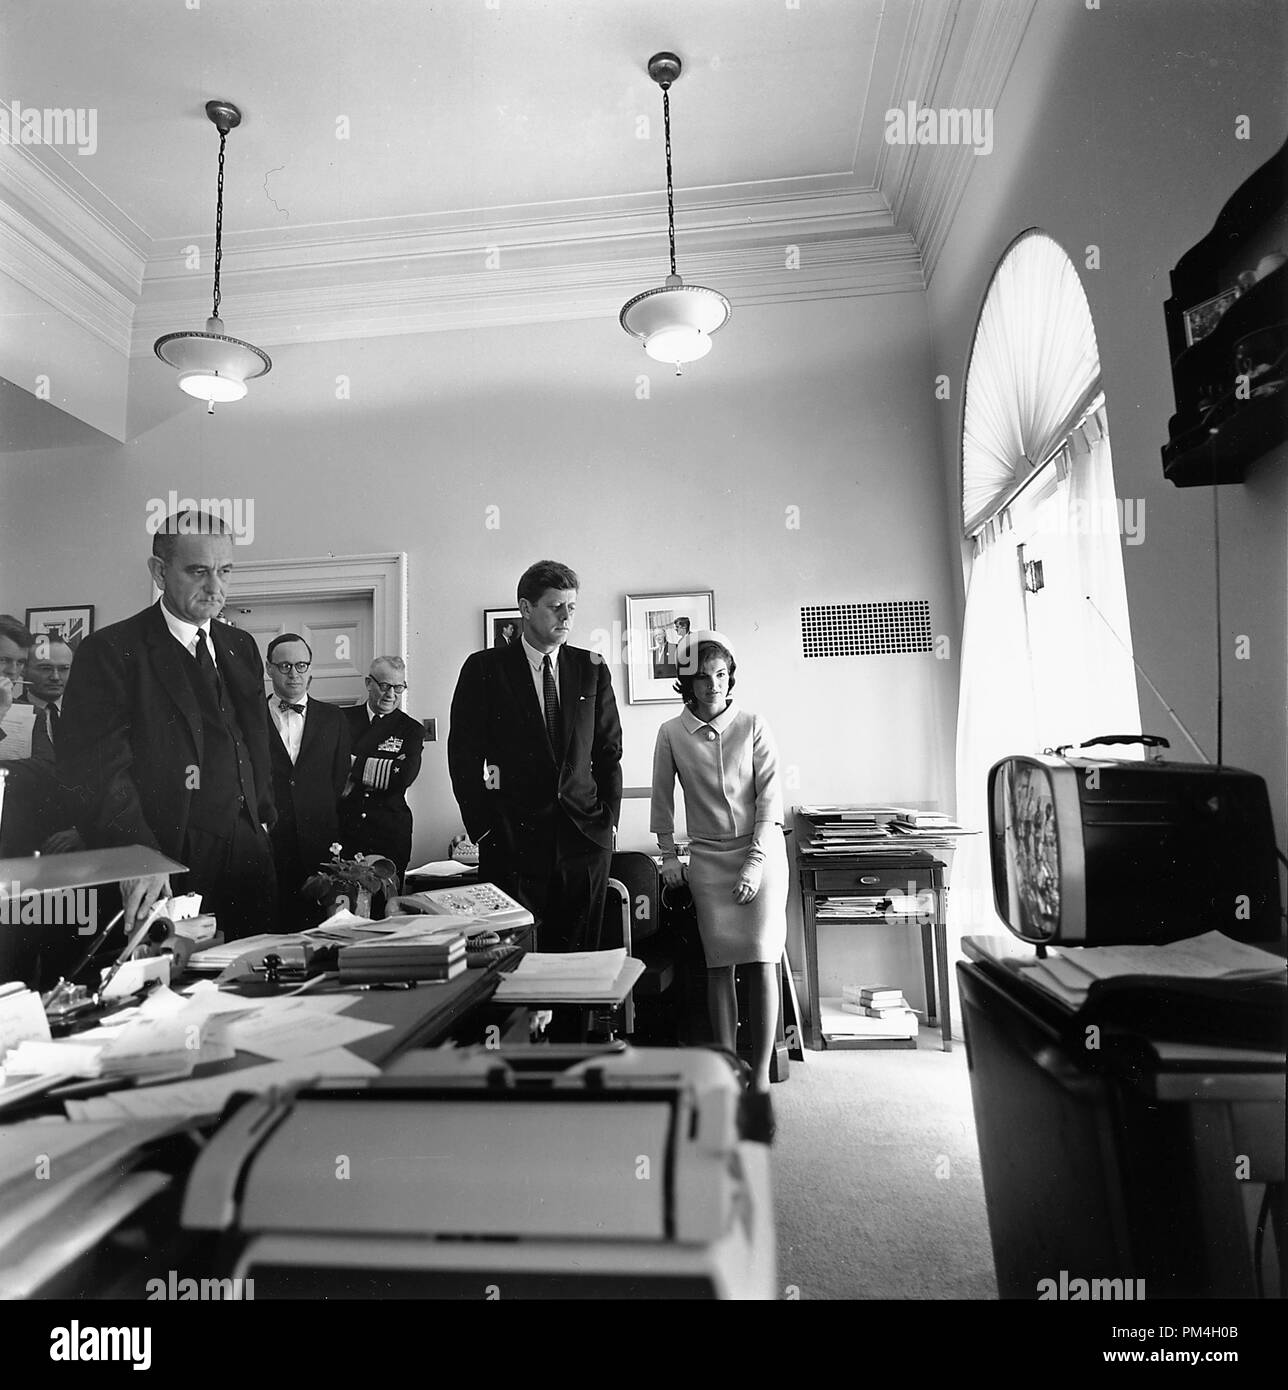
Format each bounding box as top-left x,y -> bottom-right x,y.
121,874 -> 171,928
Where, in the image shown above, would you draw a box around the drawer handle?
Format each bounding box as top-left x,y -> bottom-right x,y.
860,876 -> 879,885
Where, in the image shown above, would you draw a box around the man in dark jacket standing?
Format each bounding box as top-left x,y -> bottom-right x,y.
337,655 -> 424,881
448,560 -> 622,953
57,511 -> 277,939
264,632 -> 351,927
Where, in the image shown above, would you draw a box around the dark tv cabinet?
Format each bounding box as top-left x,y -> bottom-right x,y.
958,953 -> 1285,1299
1161,139 -> 1288,486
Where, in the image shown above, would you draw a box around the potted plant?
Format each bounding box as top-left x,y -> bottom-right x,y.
300,844 -> 400,922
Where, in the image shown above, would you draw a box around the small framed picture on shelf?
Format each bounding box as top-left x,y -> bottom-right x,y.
483,607 -> 522,652
1183,286 -> 1242,346
25,605 -> 94,651
624,591 -> 716,704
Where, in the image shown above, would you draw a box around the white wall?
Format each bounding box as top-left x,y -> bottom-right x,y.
1,291 -> 958,999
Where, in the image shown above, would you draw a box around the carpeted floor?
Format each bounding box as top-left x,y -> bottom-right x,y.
770,1028 -> 998,1299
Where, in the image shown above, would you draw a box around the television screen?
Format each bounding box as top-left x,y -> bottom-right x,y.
989,753 -> 1282,946
991,758 -> 1062,943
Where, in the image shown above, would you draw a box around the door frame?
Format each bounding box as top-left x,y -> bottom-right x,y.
155,552 -> 407,661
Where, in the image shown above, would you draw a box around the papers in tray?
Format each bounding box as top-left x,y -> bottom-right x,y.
492,948 -> 627,1001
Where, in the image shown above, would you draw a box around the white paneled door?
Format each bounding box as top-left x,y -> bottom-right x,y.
226,595 -> 372,706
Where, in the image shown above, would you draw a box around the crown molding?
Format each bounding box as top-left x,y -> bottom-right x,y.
131,229 -> 925,349
0,141 -> 147,295
0,199 -> 135,356
898,0 -> 1039,285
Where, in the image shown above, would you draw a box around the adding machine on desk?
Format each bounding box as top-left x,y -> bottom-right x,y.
179,1045 -> 775,1299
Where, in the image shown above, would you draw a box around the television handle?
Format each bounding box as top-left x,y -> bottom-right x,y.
1049,733 -> 1171,758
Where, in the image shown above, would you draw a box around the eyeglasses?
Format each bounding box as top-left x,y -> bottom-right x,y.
271,661 -> 312,674
367,677 -> 406,694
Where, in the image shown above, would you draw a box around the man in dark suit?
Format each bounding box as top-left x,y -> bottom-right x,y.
337,655 -> 424,881
57,511 -> 277,939
448,559 -> 623,953
264,632 -> 351,928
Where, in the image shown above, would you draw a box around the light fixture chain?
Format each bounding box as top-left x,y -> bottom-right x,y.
662,85 -> 676,278
212,128 -> 227,320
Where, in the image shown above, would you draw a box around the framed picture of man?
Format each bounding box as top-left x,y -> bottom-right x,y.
484,607 -> 522,652
624,591 -> 715,704
25,605 -> 94,651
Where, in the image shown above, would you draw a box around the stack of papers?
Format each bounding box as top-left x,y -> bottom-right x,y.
186,933 -> 305,973
1018,930 -> 1286,1010
493,948 -> 626,1000
0,980 -> 392,1102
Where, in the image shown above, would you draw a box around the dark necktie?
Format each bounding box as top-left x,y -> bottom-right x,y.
45,702 -> 59,742
279,700 -> 305,714
542,655 -> 560,746
192,632 -> 221,699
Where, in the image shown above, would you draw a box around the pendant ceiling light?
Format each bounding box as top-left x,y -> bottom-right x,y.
154,100 -> 271,413
620,52 -> 730,375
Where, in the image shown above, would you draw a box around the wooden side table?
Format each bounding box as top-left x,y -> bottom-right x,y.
795,837 -> 952,1052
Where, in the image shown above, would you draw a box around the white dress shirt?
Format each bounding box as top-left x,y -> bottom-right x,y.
158,599 -> 218,670
520,633 -> 560,712
270,691 -> 309,764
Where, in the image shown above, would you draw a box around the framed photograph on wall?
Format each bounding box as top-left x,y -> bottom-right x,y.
624,591 -> 715,704
484,607 -> 522,652
25,605 -> 95,651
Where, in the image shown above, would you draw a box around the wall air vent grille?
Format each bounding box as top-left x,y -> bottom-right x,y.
801,600 -> 933,658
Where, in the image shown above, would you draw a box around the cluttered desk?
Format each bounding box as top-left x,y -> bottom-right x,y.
0,846 -> 775,1299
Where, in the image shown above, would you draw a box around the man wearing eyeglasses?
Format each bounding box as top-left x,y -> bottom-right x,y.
264,633 -> 351,927
337,655 -> 424,881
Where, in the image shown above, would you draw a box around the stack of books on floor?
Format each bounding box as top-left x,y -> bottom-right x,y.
818,983 -> 921,1043
337,921 -> 469,983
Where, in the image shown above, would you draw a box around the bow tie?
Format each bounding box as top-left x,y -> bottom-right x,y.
279,700 -> 305,714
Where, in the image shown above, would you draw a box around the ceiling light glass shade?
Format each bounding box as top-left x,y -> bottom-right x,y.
154,317 -> 271,403
620,275 -> 731,365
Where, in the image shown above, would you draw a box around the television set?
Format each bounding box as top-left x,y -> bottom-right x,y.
988,752 -> 1282,946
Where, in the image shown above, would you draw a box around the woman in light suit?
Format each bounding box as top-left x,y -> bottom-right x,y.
650,630 -> 787,1136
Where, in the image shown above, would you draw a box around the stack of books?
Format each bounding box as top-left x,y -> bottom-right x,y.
819,982 -> 920,1039
337,922 -> 469,984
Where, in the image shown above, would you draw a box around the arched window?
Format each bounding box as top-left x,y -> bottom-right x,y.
951,230 -> 1141,949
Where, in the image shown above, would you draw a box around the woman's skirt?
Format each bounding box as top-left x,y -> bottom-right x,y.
688,830 -> 788,966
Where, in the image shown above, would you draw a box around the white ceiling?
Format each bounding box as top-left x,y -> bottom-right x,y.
0,0 -> 1035,356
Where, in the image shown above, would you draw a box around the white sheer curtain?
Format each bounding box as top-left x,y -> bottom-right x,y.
962,230 -> 1103,535
949,236 -> 1141,1019
952,510 -> 1041,946
1024,408 -> 1141,750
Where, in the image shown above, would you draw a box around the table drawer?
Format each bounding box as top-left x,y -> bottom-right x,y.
808,868 -> 933,895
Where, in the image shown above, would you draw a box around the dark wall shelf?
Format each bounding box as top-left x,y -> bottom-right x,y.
1161,139 -> 1288,487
